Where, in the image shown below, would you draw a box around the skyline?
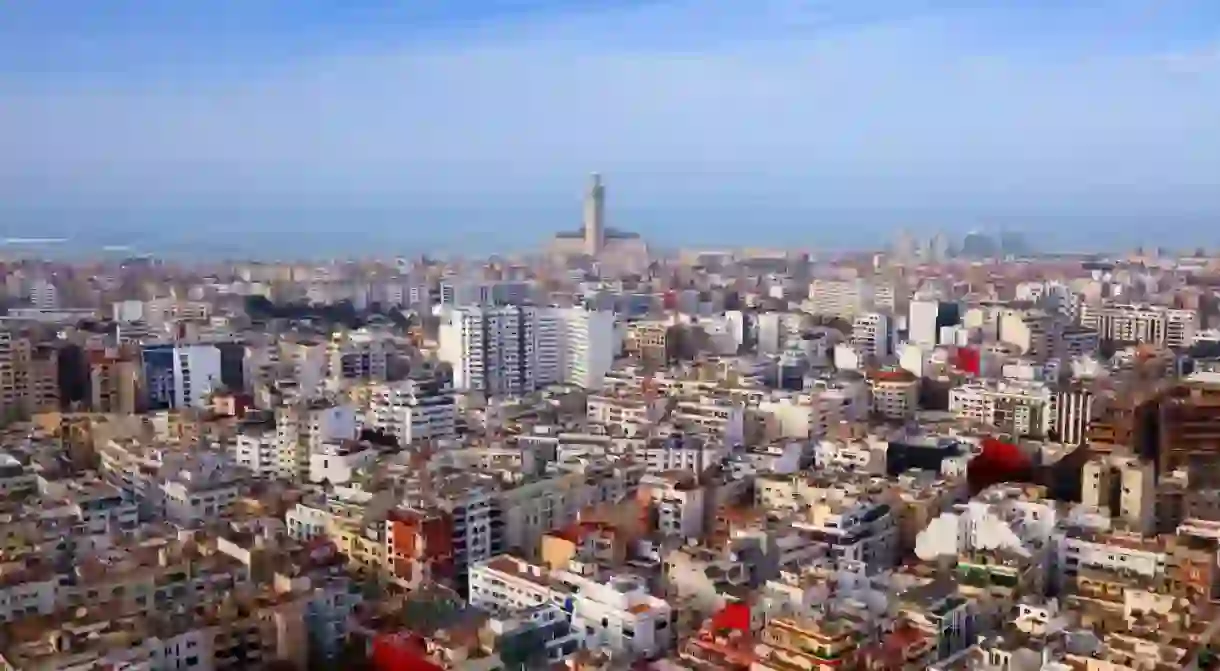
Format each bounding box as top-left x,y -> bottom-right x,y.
2,0 -> 1220,255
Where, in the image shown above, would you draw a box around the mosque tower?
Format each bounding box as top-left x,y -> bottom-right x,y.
583,173 -> 605,257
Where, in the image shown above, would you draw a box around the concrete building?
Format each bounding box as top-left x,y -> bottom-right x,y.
807,279 -> 874,320
439,305 -> 552,396
554,307 -> 615,390
1081,455 -> 1156,534
326,330 -> 388,383
851,312 -> 892,360
275,401 -> 359,481
365,372 -> 457,445
142,343 -> 222,410
1081,302 -> 1198,348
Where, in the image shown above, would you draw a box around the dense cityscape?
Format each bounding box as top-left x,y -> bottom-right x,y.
0,173 -> 1217,671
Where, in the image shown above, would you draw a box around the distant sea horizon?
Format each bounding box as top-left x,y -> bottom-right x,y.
1,203 -> 1218,262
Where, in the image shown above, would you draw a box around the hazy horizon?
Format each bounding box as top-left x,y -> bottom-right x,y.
3,0 -> 1220,256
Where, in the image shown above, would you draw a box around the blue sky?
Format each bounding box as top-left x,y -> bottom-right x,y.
2,0 -> 1220,256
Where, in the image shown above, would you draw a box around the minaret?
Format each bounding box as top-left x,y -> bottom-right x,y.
583,173 -> 605,257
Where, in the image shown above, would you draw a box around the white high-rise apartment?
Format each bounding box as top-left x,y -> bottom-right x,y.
556,307 -> 615,389
440,305 -> 543,396
440,305 -> 617,396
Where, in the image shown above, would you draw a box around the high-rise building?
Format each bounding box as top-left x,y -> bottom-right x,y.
439,305 -> 544,396
555,307 -> 616,390
584,173 -> 605,257
439,305 -> 616,396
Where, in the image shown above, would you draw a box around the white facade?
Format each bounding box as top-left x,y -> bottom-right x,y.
948,380 -> 1057,438
174,344 -> 222,409
232,430 -> 279,479
556,307 -> 616,390
0,575 -> 57,621
850,312 -> 891,359
365,376 -> 457,445
908,299 -> 942,348
807,279 -> 874,319
309,441 -> 377,485
869,376 -> 920,420
1080,303 -> 1198,347
439,305 -> 544,396
161,476 -> 241,527
275,402 -> 359,481
469,557 -> 673,660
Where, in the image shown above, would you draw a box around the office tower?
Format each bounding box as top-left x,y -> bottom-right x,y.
584,173 -> 605,257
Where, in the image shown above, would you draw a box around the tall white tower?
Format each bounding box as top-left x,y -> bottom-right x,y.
583,173 -> 605,257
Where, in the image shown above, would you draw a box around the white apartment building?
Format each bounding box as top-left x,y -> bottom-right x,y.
160,344 -> 222,410
275,401 -> 359,481
1081,455 -> 1155,534
556,307 -> 616,390
1056,528 -> 1166,593
1080,303 -> 1198,348
27,279 -> 59,311
908,299 -> 943,348
639,435 -> 729,475
806,279 -> 874,320
793,491 -> 899,572
1053,387 -> 1095,446
0,572 -> 57,621
758,379 -> 870,440
948,380 -> 1057,438
231,429 -> 279,479
469,557 -> 673,659
850,312 -> 891,359
439,305 -> 544,396
365,374 -> 457,445
161,466 -> 242,528
309,440 -> 377,486
327,330 -> 389,382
